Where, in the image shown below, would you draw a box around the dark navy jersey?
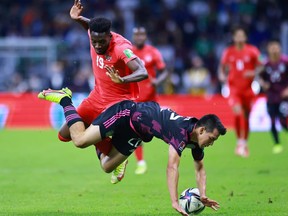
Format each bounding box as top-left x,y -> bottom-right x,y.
131,101 -> 204,160
261,56 -> 288,103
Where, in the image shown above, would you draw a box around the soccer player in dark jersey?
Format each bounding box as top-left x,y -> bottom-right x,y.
38,88 -> 226,215
259,40 -> 288,154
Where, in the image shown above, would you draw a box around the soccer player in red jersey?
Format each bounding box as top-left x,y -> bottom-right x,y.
259,40 -> 288,154
132,27 -> 169,174
219,27 -> 262,157
62,0 -> 148,184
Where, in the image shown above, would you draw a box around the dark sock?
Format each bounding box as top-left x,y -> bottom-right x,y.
271,124 -> 279,144
60,97 -> 82,127
96,147 -> 103,160
60,96 -> 72,107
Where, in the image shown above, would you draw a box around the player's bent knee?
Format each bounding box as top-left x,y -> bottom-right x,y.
101,164 -> 114,173
100,160 -> 118,173
73,140 -> 86,149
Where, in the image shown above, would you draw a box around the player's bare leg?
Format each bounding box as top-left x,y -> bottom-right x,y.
99,147 -> 128,172
39,88 -> 128,183
58,123 -> 72,142
38,88 -> 101,148
96,146 -> 128,184
233,104 -> 249,157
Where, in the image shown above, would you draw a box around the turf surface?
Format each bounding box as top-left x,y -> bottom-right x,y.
0,129 -> 287,215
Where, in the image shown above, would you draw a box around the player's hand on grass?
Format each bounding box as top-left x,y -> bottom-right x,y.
200,196 -> 220,211
105,65 -> 124,84
172,202 -> 189,216
70,0 -> 83,20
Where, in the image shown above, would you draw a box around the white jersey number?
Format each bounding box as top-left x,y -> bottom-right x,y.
96,56 -> 104,69
236,59 -> 244,71
169,112 -> 190,121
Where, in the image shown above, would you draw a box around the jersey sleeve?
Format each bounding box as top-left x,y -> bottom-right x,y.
116,43 -> 137,64
220,48 -> 229,65
153,48 -> 166,70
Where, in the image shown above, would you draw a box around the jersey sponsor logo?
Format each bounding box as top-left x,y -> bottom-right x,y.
178,141 -> 186,152
105,54 -> 112,61
123,49 -> 134,58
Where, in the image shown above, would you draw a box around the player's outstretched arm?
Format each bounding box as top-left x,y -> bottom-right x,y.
70,0 -> 90,30
166,146 -> 189,216
194,160 -> 220,210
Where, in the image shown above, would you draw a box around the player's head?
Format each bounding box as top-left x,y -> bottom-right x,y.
195,114 -> 226,148
267,39 -> 281,60
232,26 -> 247,45
89,17 -> 112,54
133,27 -> 147,48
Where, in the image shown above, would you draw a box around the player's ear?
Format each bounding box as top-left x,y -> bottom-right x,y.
199,127 -> 206,135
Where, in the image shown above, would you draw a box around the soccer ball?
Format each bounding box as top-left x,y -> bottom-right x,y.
179,188 -> 205,215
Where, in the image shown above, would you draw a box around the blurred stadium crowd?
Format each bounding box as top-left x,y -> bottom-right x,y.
0,0 -> 287,94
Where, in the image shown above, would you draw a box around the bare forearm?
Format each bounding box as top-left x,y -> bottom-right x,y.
167,165 -> 179,205
154,69 -> 169,86
121,68 -> 147,83
196,168 -> 207,198
218,65 -> 228,83
74,16 -> 90,30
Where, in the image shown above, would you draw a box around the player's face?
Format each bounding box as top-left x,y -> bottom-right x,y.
267,42 -> 281,57
90,31 -> 111,55
133,32 -> 147,47
197,128 -> 219,148
233,30 -> 247,45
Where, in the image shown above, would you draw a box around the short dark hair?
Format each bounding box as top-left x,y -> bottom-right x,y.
267,39 -> 280,46
196,114 -> 227,135
231,26 -> 247,36
89,17 -> 111,33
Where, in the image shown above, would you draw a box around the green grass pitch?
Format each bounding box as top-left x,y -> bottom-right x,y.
0,129 -> 287,215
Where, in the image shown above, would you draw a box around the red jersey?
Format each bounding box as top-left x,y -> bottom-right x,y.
132,44 -> 166,101
89,31 -> 139,108
221,44 -> 260,92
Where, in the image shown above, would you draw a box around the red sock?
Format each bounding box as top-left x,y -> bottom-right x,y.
134,145 -> 143,161
95,137 -> 113,156
242,116 -> 249,140
234,115 -> 241,139
58,132 -> 71,142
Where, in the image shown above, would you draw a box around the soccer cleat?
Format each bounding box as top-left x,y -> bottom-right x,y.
111,159 -> 128,184
235,144 -> 249,157
272,145 -> 283,154
38,87 -> 72,104
135,162 -> 147,175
